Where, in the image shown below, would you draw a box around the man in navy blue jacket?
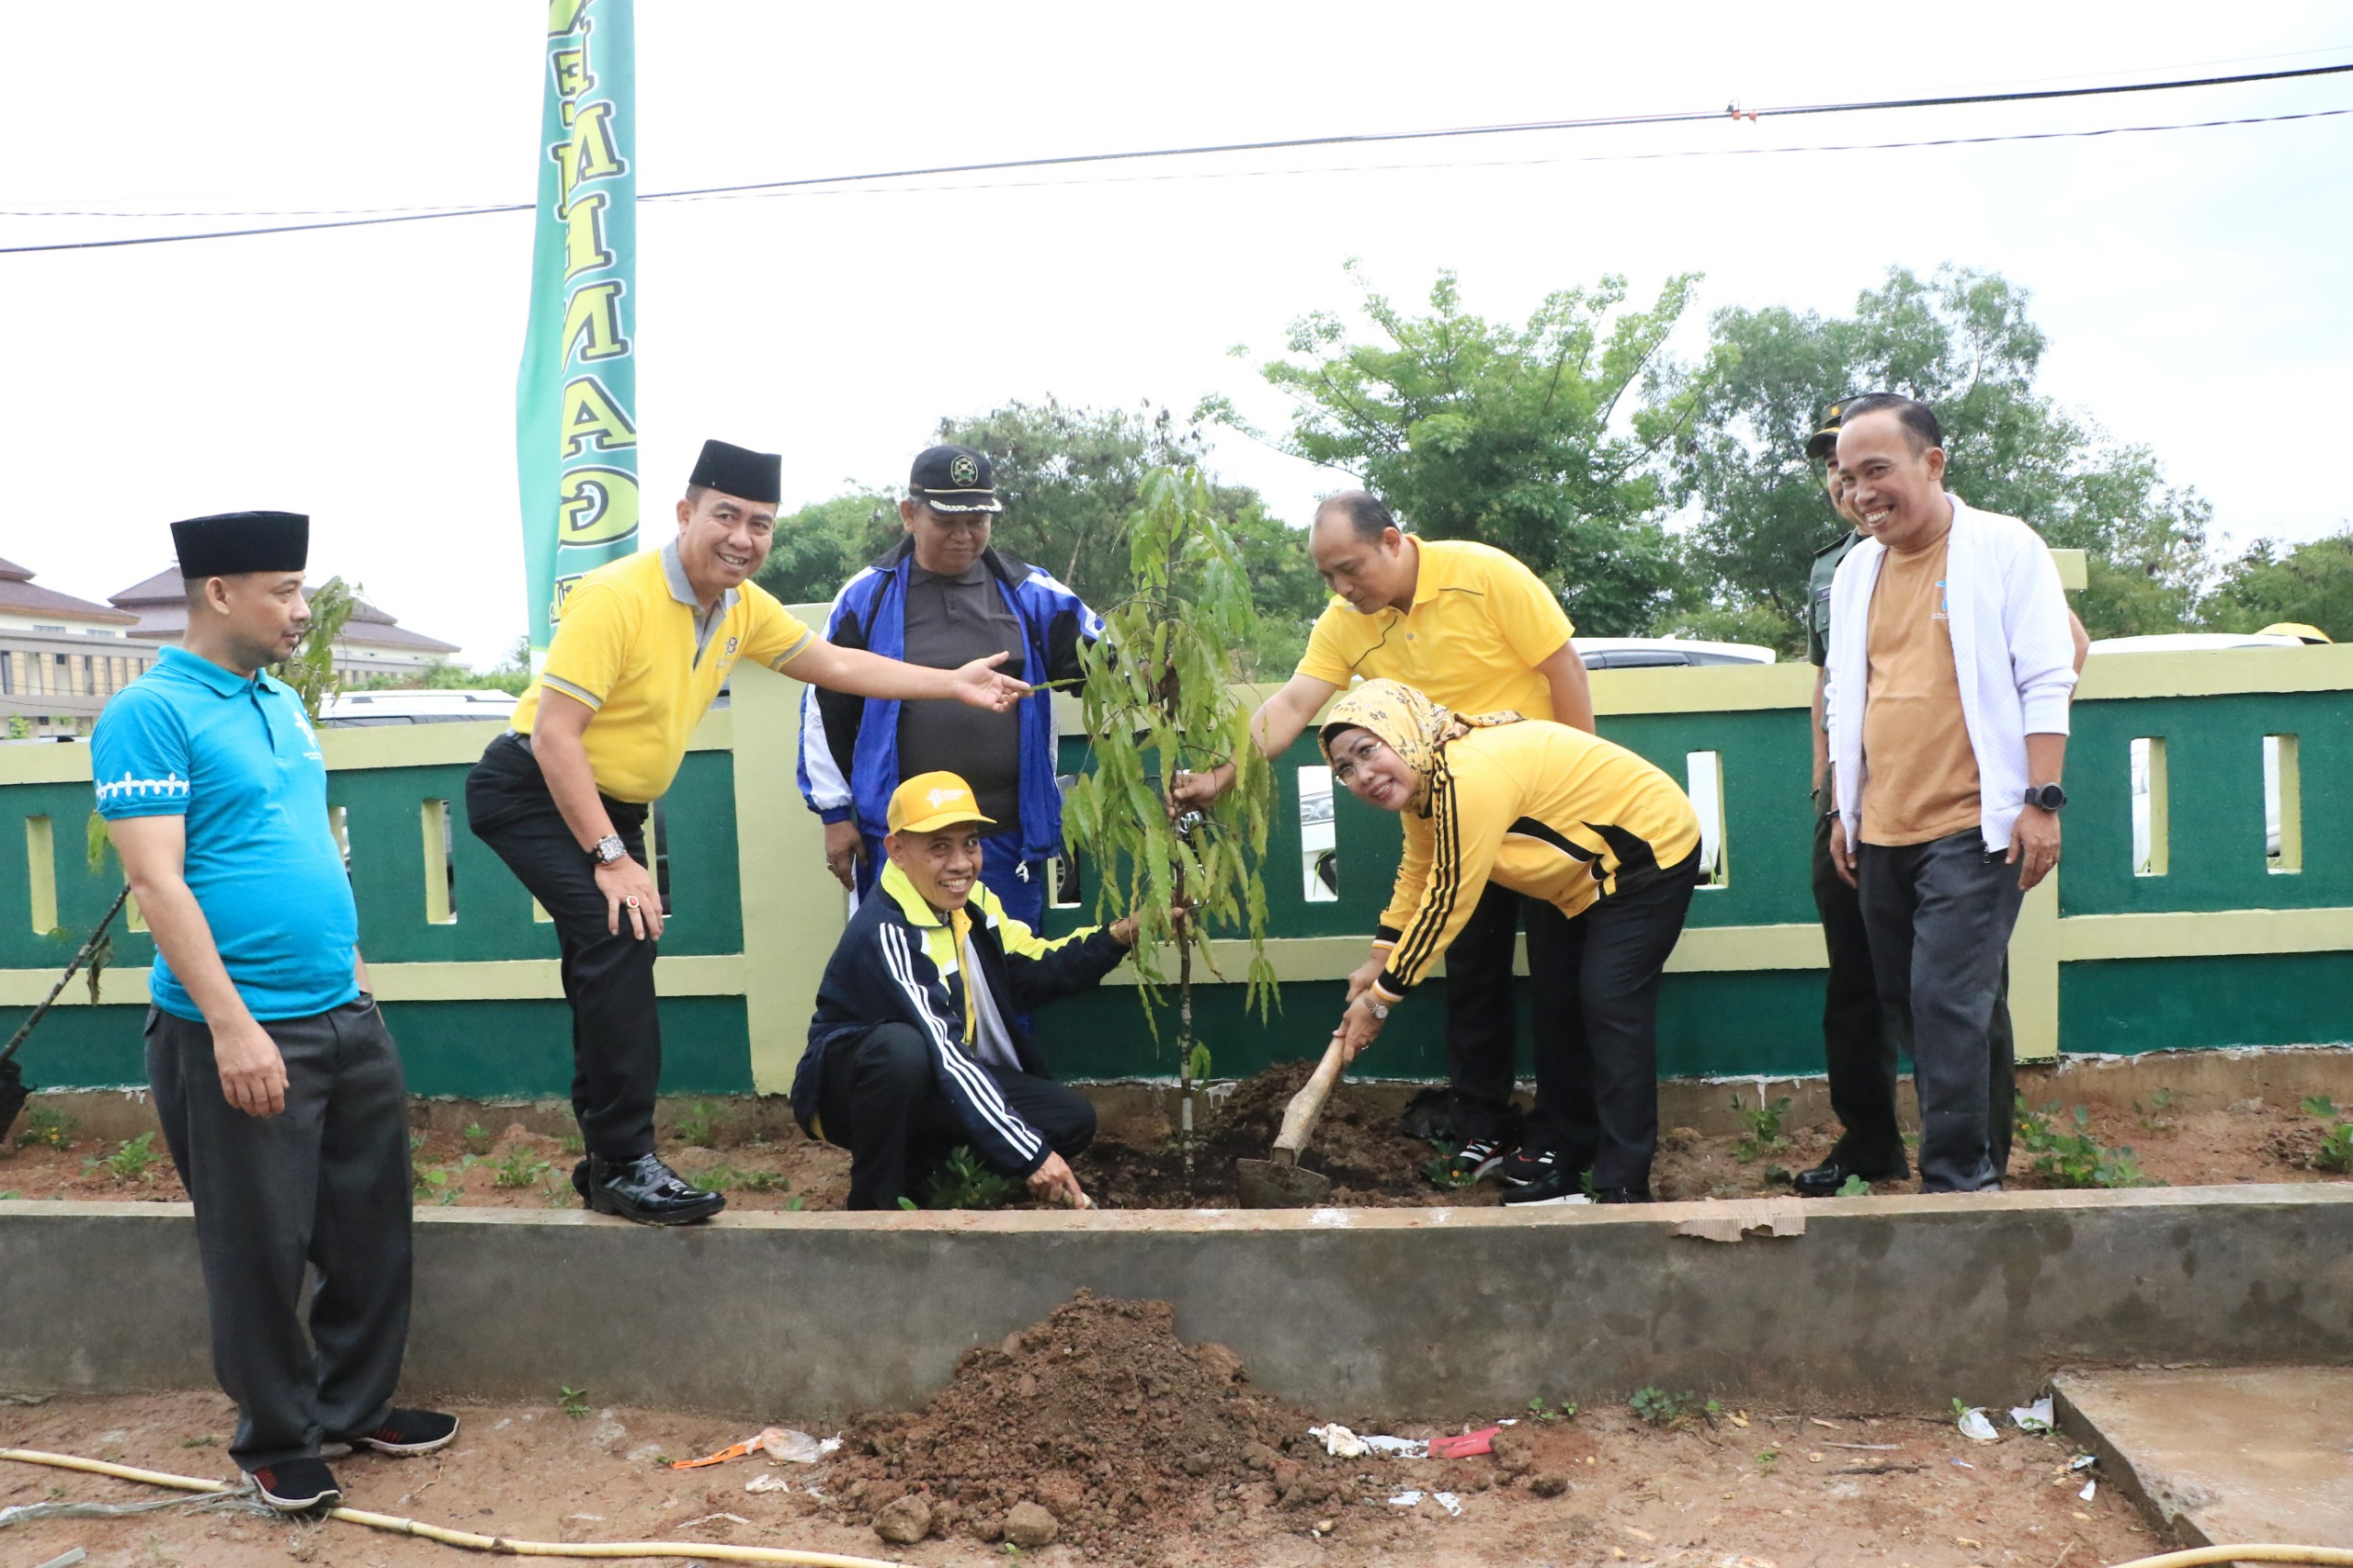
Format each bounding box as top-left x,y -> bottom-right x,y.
793,770 -> 1137,1210
797,444 -> 1103,931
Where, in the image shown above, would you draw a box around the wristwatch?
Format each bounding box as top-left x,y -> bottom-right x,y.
587,833 -> 628,869
1363,997 -> 1391,1020
2023,783 -> 2067,812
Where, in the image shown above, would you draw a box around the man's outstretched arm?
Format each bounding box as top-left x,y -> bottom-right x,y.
1165,672 -> 1339,815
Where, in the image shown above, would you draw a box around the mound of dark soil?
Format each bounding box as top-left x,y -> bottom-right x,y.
826,1290 -> 1382,1560
1082,1060 -> 1488,1210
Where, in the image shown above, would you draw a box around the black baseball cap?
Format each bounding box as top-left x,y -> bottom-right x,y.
1806,399 -> 1852,461
908,444 -> 1003,515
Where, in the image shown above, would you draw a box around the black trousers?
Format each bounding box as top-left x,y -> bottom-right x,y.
1857,829 -> 2026,1193
1812,799 -> 2019,1178
814,1022 -> 1096,1210
465,733 -> 661,1162
146,999 -> 412,1472
1528,855 -> 1700,1194
1440,883 -> 1576,1143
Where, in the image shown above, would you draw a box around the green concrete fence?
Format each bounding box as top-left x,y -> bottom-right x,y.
6,642 -> 2351,1099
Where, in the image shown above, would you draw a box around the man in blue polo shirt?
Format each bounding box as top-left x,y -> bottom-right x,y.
94,511 -> 453,1516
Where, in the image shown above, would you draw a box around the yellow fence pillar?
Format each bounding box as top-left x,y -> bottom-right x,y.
727,659 -> 845,1096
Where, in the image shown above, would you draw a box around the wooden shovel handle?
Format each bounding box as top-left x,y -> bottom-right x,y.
1271,1038 -> 1348,1161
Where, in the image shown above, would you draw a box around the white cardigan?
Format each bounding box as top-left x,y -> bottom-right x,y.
1825,495 -> 2077,853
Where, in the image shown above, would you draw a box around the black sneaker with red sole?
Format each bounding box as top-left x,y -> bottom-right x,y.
347,1408 -> 460,1456
249,1457 -> 342,1512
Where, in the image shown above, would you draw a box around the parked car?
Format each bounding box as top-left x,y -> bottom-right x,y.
2087,631 -> 2308,656
1574,637 -> 1776,669
319,689 -> 518,726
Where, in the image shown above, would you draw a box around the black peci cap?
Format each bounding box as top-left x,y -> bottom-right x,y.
908,444 -> 1003,514
171,511 -> 309,578
688,438 -> 782,505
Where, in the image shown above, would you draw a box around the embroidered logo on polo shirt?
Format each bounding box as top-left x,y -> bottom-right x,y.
96,772 -> 189,802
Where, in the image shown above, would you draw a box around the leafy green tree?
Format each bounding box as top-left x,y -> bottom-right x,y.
2206,528 -> 2353,639
750,491 -> 900,608
1654,265 -> 2215,648
1221,266 -> 1699,635
1063,468 -> 1279,1146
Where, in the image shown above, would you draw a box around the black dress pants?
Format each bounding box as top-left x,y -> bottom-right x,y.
814,1022 -> 1096,1210
464,733 -> 661,1162
1529,854 -> 1700,1194
1813,798 -> 2020,1178
1440,884 -> 1576,1144
1857,829 -> 2026,1193
146,999 -> 412,1472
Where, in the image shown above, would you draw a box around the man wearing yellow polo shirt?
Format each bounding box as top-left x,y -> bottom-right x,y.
467,439 -> 1028,1224
1169,490 -> 1595,1187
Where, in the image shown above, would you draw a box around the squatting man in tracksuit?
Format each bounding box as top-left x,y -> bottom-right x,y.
792,771 -> 1141,1210
95,511 -> 455,1516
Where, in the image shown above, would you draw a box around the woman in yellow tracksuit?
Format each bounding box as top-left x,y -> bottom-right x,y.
1322,679 -> 1701,1204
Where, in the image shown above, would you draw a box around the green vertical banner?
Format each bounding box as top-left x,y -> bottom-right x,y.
516,0 -> 640,660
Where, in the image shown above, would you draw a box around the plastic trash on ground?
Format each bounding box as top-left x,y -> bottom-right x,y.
1310,1424 -> 1427,1459
1427,1425 -> 1505,1460
1431,1491 -> 1463,1517
745,1473 -> 792,1494
2009,1396 -> 2054,1436
759,1427 -> 839,1463
2079,1478 -> 2097,1502
1387,1489 -> 1423,1507
1312,1424 -> 1369,1459
1956,1406 -> 2000,1443
673,1426 -> 837,1471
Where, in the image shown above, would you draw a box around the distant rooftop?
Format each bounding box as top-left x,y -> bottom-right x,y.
108,567 -> 460,655
0,555 -> 139,626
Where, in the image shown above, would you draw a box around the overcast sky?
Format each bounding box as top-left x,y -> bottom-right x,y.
4,3 -> 2347,665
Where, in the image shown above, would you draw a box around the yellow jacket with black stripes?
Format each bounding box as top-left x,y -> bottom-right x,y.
1370,721 -> 1700,1004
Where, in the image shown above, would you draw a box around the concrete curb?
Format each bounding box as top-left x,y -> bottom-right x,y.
5,1186 -> 2349,1419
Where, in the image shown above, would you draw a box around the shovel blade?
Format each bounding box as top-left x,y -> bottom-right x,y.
1236,1156 -> 1333,1209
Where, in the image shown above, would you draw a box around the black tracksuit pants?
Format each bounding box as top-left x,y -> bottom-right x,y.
1813,798 -> 2018,1178
815,1021 -> 1096,1210
1528,853 -> 1701,1194
146,999 -> 412,1472
464,732 -> 662,1162
1439,882 -> 1577,1144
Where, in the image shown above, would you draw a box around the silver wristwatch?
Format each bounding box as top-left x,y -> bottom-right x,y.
1364,997 -> 1391,1020
588,833 -> 627,868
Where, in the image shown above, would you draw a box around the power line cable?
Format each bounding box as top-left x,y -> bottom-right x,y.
1,58 -> 2347,255
672,106 -> 2353,203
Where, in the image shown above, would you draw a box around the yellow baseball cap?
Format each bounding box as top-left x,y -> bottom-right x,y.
887,771 -> 995,835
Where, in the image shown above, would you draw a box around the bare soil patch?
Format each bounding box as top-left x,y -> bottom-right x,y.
3,1065 -> 2345,1211
1,1301 -> 2162,1568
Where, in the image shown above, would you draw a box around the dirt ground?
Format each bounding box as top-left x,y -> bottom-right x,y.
4,1062 -> 2347,1211
2,1291 -> 2162,1568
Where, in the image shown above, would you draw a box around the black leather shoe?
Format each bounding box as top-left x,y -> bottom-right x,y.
584,1153 -> 724,1225
1793,1156 -> 1909,1198
572,1158 -> 591,1201
1593,1186 -> 1653,1204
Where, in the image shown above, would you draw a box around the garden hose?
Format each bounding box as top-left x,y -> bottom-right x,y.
2108,1544 -> 2353,1553
1,1447 -> 909,1568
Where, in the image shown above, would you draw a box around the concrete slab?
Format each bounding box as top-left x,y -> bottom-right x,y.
6,1186 -> 2351,1419
2054,1367 -> 2353,1550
